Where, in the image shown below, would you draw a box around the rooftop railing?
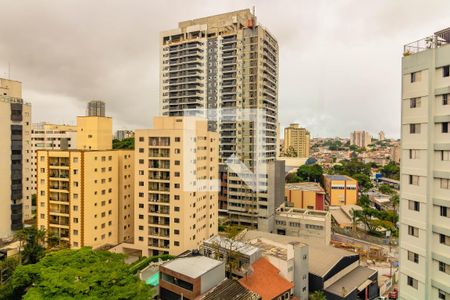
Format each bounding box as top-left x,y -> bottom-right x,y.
404,32 -> 449,56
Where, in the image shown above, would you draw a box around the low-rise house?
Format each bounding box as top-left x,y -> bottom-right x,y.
273,204 -> 331,245
329,205 -> 363,229
159,254 -> 225,300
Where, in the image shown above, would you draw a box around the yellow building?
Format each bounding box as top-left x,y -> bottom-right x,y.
283,123 -> 310,158
323,174 -> 358,206
0,78 -> 32,238
134,116 -> 219,256
36,112 -> 134,248
285,182 -> 325,210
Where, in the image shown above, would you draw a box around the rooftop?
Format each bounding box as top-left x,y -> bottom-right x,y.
204,236 -> 261,257
325,266 -> 377,297
161,255 -> 223,278
239,257 -> 293,300
285,182 -> 325,193
201,279 -> 261,300
404,27 -> 450,55
276,205 -> 330,219
323,174 -> 354,181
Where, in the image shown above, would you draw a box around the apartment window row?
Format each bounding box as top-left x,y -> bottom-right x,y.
409,149 -> 420,159
407,276 -> 418,289
410,97 -> 421,108
408,200 -> 420,212
410,71 -> 421,83
442,122 -> 449,133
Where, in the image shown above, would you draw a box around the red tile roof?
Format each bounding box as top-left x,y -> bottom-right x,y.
239,257 -> 294,300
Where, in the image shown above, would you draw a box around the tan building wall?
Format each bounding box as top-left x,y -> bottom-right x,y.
285,182 -> 325,210
0,78 -> 32,238
134,116 -> 218,256
323,175 -> 358,206
76,116 -> 112,150
283,123 -> 310,158
36,149 -> 134,249
350,131 -> 372,148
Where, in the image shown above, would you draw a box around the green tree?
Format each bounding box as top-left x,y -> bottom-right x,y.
353,173 -> 373,191
310,290 -> 327,300
112,137 -> 135,150
285,172 -> 300,183
379,184 -> 394,195
2,248 -> 153,300
381,161 -> 400,180
14,227 -> 46,265
391,193 -> 400,211
297,164 -> 323,183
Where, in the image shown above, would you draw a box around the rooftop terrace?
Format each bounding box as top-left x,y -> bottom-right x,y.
404,27 -> 450,55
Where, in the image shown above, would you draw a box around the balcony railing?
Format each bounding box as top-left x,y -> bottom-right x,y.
404,31 -> 449,55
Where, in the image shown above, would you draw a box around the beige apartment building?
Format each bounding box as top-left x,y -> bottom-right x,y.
0,78 -> 32,238
160,9 -> 283,229
133,116 -> 218,256
399,28 -> 450,300
283,123 -> 310,158
30,122 -> 77,192
37,113 -> 134,248
350,130 -> 372,148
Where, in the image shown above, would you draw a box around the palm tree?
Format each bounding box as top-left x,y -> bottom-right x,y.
15,227 -> 46,265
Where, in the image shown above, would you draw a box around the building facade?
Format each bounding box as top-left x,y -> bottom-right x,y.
323,175 -> 358,206
285,182 -> 325,210
134,117 -> 219,256
283,123 -> 311,158
0,78 -> 32,238
160,9 -> 283,229
350,131 -> 372,148
87,100 -> 106,117
379,130 -> 386,141
30,122 -> 77,192
115,130 -> 135,141
36,114 -> 134,248
399,29 -> 450,300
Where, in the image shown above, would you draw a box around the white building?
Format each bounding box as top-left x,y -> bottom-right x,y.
30,122 -> 77,192
0,78 -> 32,237
350,130 -> 372,148
400,28 -> 450,300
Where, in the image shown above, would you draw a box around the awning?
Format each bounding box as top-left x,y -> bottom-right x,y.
357,279 -> 373,291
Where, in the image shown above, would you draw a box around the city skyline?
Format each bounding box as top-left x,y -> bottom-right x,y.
2,0 -> 450,138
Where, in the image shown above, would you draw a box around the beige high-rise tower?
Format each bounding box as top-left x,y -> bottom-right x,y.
134,116 -> 218,256
0,78 -> 32,238
283,123 -> 310,157
37,109 -> 134,248
399,28 -> 450,300
160,9 -> 284,229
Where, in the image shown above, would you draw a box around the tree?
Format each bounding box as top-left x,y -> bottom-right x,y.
297,164 -> 323,183
381,161 -> 400,180
283,146 -> 298,157
353,173 -> 373,191
379,184 -> 394,195
391,193 -> 400,211
14,227 -> 46,265
2,248 -> 153,300
310,290 -> 327,300
112,137 -> 134,150
285,173 -> 300,183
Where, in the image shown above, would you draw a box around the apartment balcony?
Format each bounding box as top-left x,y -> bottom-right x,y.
149,205 -> 170,215
149,160 -> 170,170
149,217 -> 170,227
49,183 -> 70,193
148,149 -> 170,158
168,42 -> 202,52
49,170 -> 70,181
148,238 -> 170,250
49,203 -> 70,215
48,227 -> 70,239
148,193 -> 170,204
149,227 -> 170,238
49,192 -> 69,203
149,182 -> 170,192
49,215 -> 70,227
149,137 -> 170,147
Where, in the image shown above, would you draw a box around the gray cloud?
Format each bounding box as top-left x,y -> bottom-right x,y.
0,0 -> 449,137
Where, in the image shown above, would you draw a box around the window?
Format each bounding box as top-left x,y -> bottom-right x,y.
439,261 -> 450,275
441,178 -> 450,189
175,137 -> 180,142
411,72 -> 420,83
408,251 -> 419,263
409,149 -> 420,159
441,150 -> 450,161
174,206 -> 180,212
443,65 -> 450,77
439,289 -> 447,300
410,98 -> 420,108
410,123 -> 421,134
174,172 -> 180,177
440,206 -> 448,217
174,183 -> 180,189
440,234 -> 450,246
73,230 -> 78,236
73,205 -> 78,211
40,213 -> 45,219
73,218 -> 78,224
407,276 -> 418,289
409,175 -> 419,185
174,195 -> 180,200
175,160 -> 180,166
442,122 -> 449,133
443,94 -> 449,105
408,200 -> 420,211
174,229 -> 180,235
139,148 -> 144,153
174,218 -> 180,223
174,241 -> 180,246
408,225 -> 419,237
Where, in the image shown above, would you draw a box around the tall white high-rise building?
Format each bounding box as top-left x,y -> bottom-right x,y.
400,28 -> 450,300
160,9 -> 284,229
0,78 -> 32,237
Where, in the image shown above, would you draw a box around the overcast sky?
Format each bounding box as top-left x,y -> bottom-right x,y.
1,0 -> 449,138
